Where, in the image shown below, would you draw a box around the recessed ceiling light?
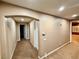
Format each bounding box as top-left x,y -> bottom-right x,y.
72,14 -> 77,17
58,6 -> 65,12
21,18 -> 24,21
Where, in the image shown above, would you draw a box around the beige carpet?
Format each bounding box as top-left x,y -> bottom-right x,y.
12,40 -> 38,59
12,36 -> 79,59
45,42 -> 79,59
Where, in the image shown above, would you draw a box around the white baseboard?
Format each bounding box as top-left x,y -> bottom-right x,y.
39,41 -> 70,59
10,42 -> 17,59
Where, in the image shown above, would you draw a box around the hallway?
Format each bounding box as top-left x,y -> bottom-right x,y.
46,41 -> 79,59
12,40 -> 38,59
0,1 -> 79,59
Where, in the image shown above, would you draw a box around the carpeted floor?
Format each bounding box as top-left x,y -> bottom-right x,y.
12,40 -> 38,59
46,42 -> 79,59
45,35 -> 79,59
12,35 -> 79,59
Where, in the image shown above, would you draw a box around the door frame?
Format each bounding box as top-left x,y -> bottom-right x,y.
70,21 -> 72,42
34,20 -> 39,50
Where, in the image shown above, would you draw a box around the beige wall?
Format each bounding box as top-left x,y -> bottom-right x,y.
39,14 -> 70,56
0,31 -> 1,59
30,20 -> 35,46
0,43 -> 1,59
16,23 -> 20,41
5,18 -> 16,59
0,17 -> 8,59
0,17 -> 3,59
0,2 -> 40,59
0,2 -> 70,59
24,24 -> 30,39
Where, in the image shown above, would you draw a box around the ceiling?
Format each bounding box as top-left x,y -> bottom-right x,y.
1,0 -> 79,20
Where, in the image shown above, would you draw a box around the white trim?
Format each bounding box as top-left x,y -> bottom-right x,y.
38,56 -> 41,59
39,41 -> 70,59
70,21 -> 72,43
10,42 -> 17,59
